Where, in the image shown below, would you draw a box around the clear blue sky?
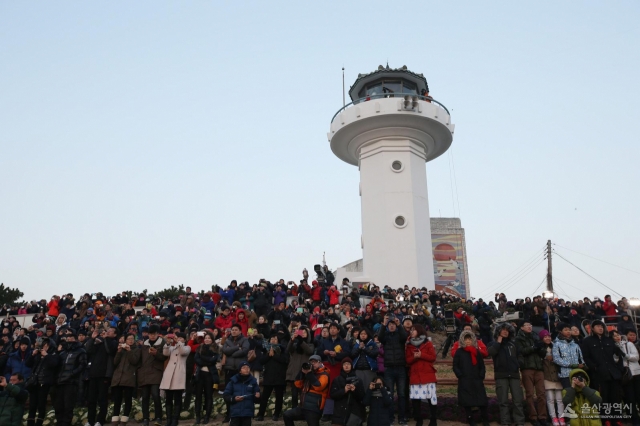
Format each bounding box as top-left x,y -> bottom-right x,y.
2,2 -> 639,302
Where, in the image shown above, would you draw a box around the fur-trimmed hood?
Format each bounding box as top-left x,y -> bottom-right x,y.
458,330 -> 477,348
493,322 -> 516,339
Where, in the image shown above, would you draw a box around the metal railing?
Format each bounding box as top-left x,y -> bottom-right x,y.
331,94 -> 450,123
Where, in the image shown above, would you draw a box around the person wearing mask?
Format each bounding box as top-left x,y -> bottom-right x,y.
538,330 -> 565,426
138,324 -> 167,426
160,332 -> 191,426
223,361 -> 260,426
488,322 -> 525,426
378,314 -> 408,426
25,338 -> 58,426
256,333 -> 290,421
612,330 -> 640,425
560,369 -> 602,425
350,328 -> 379,386
329,357 -> 366,426
286,326 -> 315,409
363,376 -> 392,426
283,355 -> 330,426
222,324 -> 250,423
0,374 -> 28,426
514,320 -> 548,426
54,331 -> 87,426
552,323 -> 585,389
581,318 -> 626,420
453,330 -> 489,426
85,326 -> 118,426
318,322 -> 351,421
194,331 -> 220,425
111,333 -> 141,426
4,337 -> 32,381
405,324 -> 437,426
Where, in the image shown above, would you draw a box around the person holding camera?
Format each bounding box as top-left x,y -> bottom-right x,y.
283,354 -> 330,426
54,330 -> 87,426
319,322 -> 351,421
351,328 -> 380,386
256,333 -> 290,421
363,376 -> 392,426
378,313 -> 408,425
25,338 -> 58,426
138,324 -> 167,426
560,369 -> 602,424
194,331 -> 220,425
111,333 -> 141,426
286,326 -> 315,409
405,324 -> 437,426
329,357 -> 366,426
160,332 -> 191,426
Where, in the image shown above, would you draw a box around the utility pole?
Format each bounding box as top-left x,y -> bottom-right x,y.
546,239 -> 553,292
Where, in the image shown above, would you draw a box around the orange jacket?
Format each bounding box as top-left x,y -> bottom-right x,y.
295,365 -> 330,411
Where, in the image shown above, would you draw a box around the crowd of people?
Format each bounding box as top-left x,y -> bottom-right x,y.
0,270 -> 639,426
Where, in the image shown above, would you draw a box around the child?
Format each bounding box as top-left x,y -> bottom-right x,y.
362,376 -> 392,426
539,330 -> 565,426
452,330 -> 489,426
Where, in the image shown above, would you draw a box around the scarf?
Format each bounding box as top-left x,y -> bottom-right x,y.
409,336 -> 426,347
463,345 -> 478,365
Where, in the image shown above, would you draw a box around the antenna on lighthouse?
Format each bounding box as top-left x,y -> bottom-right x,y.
323,251 -> 326,267
342,67 -> 345,108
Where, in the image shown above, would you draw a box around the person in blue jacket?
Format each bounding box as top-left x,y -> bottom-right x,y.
223,361 -> 261,426
4,337 -> 32,381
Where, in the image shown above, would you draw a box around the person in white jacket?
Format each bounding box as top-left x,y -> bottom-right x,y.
613,330 -> 640,425
160,332 -> 191,426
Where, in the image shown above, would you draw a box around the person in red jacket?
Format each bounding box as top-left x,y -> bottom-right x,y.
453,306 -> 471,325
47,296 -> 60,318
310,281 -> 322,305
602,294 -> 618,323
327,286 -> 340,306
450,324 -> 489,358
405,324 -> 437,426
213,307 -> 234,331
233,309 -> 249,336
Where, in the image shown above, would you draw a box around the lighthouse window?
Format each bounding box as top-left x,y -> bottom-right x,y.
394,216 -> 406,228
402,81 -> 417,94
391,160 -> 403,172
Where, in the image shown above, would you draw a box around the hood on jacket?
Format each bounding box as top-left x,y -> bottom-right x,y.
235,309 -> 248,322
590,319 -> 608,337
458,330 -> 477,348
569,368 -> 591,387
296,326 -> 313,344
493,322 -> 516,339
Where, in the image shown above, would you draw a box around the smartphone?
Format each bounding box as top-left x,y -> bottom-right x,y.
296,308 -> 304,313
274,320 -> 281,325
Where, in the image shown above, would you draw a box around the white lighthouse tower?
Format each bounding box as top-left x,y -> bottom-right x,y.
328,65 -> 454,290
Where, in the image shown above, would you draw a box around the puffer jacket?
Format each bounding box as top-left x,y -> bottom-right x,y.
85,336 -> 118,379
561,369 -> 602,426
223,373 -> 259,417
295,365 -> 331,413
260,343 -> 289,386
515,329 -> 545,371
111,346 -> 141,387
552,337 -> 585,379
619,339 -> 640,376
221,334 -> 249,371
329,370 -> 366,425
378,325 -> 408,367
286,328 -> 315,381
137,337 -> 167,387
194,344 -> 220,384
0,382 -> 28,426
56,341 -> 87,385
362,386 -> 393,426
582,331 -> 624,381
487,323 -> 520,379
405,337 -> 437,384
4,350 -> 33,381
351,338 -> 379,372
25,346 -> 59,386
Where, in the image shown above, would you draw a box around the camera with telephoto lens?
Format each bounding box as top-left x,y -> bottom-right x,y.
301,362 -> 311,371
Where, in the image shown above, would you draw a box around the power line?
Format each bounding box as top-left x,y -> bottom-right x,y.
529,276 -> 547,297
553,250 -> 623,298
499,259 -> 546,294
553,243 -> 640,275
479,247 -> 546,296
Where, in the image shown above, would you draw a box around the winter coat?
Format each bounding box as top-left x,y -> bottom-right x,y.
294,365 -> 331,412
223,373 -> 260,418
582,333 -> 624,381
553,337 -> 585,379
260,343 -> 289,386
515,329 -> 545,371
318,335 -> 351,363
213,314 -> 234,332
487,323 -> 520,379
0,382 -> 28,426
405,337 -> 437,384
329,371 -> 366,425
617,317 -> 637,336
233,310 -> 249,336
85,336 -> 118,379
160,342 -> 191,390
25,348 -> 59,386
137,337 -> 167,387
4,350 -> 33,381
194,345 -> 220,384
56,341 -> 87,385
247,337 -> 265,372
351,338 -> 379,372
378,325 -> 408,367
561,369 -> 602,426
452,332 -> 488,407
362,386 -> 393,426
619,340 -> 640,376
286,330 -> 315,381
540,343 -> 561,383
111,346 -> 141,388
221,335 -> 249,371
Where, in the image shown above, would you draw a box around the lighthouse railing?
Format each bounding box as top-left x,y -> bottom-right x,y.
330,94 -> 450,123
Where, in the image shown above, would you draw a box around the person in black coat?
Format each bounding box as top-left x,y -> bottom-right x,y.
25,338 -> 59,426
453,331 -> 489,426
362,376 -> 392,426
256,334 -> 289,421
581,319 -> 626,410
194,332 -> 220,425
329,357 -> 366,425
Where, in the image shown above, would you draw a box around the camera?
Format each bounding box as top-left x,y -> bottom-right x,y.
374,382 -> 382,389
301,362 -> 311,370
444,310 -> 456,334
494,311 -> 524,324
346,377 -> 358,384
262,341 -> 279,352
